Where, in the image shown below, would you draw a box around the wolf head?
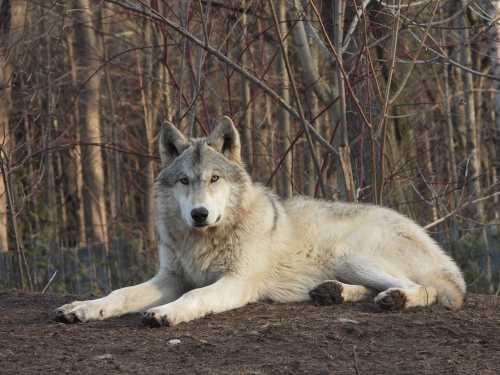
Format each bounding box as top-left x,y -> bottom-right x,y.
156,116 -> 250,231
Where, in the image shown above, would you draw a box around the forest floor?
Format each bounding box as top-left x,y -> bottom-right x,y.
0,292 -> 499,375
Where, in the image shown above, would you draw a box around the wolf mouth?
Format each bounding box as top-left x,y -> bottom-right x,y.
193,215 -> 222,228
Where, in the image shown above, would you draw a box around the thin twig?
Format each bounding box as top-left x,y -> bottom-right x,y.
352,345 -> 361,375
42,270 -> 58,294
424,192 -> 500,230
342,0 -> 371,52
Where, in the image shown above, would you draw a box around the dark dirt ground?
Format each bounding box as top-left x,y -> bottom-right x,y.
0,292 -> 499,375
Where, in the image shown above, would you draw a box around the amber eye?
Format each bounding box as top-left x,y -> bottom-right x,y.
210,175 -> 220,183
179,177 -> 189,185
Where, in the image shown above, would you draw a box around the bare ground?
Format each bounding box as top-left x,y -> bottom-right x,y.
0,291 -> 499,375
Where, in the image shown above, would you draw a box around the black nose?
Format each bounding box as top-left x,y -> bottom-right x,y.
191,207 -> 209,224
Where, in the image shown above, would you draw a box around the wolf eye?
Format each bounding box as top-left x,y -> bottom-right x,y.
179,177 -> 189,185
210,175 -> 220,183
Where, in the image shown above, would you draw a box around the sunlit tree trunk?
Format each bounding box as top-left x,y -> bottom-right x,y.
0,0 -> 32,290
0,5 -> 11,252
139,6 -> 162,252
0,0 -> 27,252
72,0 -> 108,247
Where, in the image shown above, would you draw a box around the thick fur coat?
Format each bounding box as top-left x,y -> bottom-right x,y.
55,117 -> 465,327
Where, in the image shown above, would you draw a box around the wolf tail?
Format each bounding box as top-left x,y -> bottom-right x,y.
433,269 -> 466,310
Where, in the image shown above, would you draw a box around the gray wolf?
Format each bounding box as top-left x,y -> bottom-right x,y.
54,116 -> 465,327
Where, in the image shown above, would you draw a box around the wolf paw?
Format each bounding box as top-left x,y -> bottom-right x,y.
375,289 -> 407,311
53,301 -> 102,323
142,311 -> 170,328
54,308 -> 81,324
309,280 -> 344,305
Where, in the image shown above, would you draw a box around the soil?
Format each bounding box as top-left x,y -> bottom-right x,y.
0,291 -> 499,375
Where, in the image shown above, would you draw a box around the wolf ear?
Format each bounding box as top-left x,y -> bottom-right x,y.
159,122 -> 189,166
208,116 -> 241,163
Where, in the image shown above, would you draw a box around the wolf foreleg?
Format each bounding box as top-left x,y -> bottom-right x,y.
142,276 -> 256,327
54,272 -> 184,323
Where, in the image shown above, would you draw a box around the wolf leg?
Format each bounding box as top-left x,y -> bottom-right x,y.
333,256 -> 437,310
142,276 -> 256,327
54,272 -> 183,323
309,280 -> 376,305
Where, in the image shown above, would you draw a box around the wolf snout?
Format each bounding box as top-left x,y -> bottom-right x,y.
191,207 -> 209,225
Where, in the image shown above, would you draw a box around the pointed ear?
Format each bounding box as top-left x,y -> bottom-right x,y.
208,116 -> 241,163
159,122 -> 189,166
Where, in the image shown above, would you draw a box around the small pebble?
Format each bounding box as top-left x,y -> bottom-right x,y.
168,339 -> 181,346
92,354 -> 113,360
336,318 -> 360,324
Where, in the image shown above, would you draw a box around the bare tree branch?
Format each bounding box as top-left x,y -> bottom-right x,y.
106,0 -> 339,155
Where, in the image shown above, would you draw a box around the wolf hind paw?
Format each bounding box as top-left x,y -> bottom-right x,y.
309,280 -> 344,305
375,289 -> 407,311
142,311 -> 170,328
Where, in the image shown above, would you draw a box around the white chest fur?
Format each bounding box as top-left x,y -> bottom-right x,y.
170,231 -> 240,288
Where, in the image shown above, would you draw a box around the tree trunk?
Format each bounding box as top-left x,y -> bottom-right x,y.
66,26 -> 86,247
0,0 -> 27,252
486,0 -> 500,233
239,0 -> 253,173
72,0 -> 108,247
276,0 -> 292,198
253,17 -> 273,185
320,0 -> 347,200
290,1 -> 325,196
458,2 -> 484,221
0,0 -> 31,290
253,96 -> 273,185
442,61 -> 460,241
138,8 -> 161,253
0,18 -> 11,252
39,5 -> 61,252
156,0 -> 173,125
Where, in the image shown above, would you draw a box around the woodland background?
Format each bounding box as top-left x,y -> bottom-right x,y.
0,0 -> 499,295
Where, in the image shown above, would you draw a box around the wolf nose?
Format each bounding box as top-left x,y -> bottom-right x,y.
191,207 -> 209,224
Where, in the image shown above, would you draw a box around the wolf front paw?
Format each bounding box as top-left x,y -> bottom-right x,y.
53,300 -> 103,323
54,307 -> 81,324
375,289 -> 407,311
309,280 -> 344,305
142,310 -> 170,328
